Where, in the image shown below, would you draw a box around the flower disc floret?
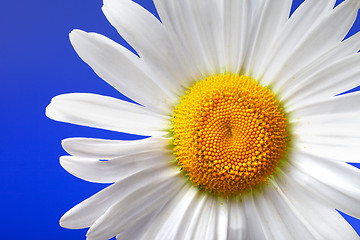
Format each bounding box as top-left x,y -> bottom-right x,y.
171,74 -> 289,196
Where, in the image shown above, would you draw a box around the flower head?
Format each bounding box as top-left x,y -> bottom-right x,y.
47,0 -> 360,239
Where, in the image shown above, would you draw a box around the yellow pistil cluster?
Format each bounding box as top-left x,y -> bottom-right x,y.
171,74 -> 289,196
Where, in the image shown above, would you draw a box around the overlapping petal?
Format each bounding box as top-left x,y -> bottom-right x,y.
273,168 -> 359,239
102,0 -> 190,90
69,30 -> 177,114
62,136 -> 170,159
244,0 -> 292,78
60,150 -> 172,183
86,172 -> 183,240
285,152 -> 360,218
46,93 -> 170,136
261,0 -> 360,89
281,54 -> 360,104
60,166 -> 175,229
227,200 -> 247,239
287,91 -> 360,118
141,185 -> 198,239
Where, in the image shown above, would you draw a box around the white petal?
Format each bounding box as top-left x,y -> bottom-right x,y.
142,184 -> 198,239
279,32 -> 360,99
46,93 -> 170,136
244,0 -> 292,78
256,182 -> 323,240
181,0 -> 226,73
292,111 -> 360,163
115,183 -> 193,240
114,207 -> 160,240
223,0 -> 250,73
293,134 -> 360,163
153,0 -> 201,80
253,188 -> 294,240
286,152 -> 360,219
154,0 -> 224,76
173,194 -> 208,240
86,173 -> 183,240
62,136 -> 170,159
215,200 -> 228,240
60,150 -> 172,183
242,194 -> 268,240
191,197 -> 219,240
242,1 -> 266,76
261,0 -> 360,88
69,30 -> 176,114
292,111 -> 360,162
274,168 -> 359,239
265,180 -> 324,239
260,0 -> 336,85
287,91 -> 360,118
60,166 -> 174,229
292,111 -> 360,137
291,104 -> 360,139
227,199 -> 247,240
282,54 -> 360,104
102,0 -> 189,90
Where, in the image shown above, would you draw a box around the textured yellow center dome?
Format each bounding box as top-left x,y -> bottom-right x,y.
171,74 -> 289,196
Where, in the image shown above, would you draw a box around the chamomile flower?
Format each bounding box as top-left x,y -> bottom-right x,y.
47,0 -> 360,239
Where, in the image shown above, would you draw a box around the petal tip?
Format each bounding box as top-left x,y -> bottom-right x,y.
45,101 -> 55,119
59,213 -> 72,229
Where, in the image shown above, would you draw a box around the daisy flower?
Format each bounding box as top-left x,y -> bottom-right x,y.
46,0 -> 360,239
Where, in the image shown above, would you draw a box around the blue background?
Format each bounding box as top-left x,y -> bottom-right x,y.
1,0 -> 360,239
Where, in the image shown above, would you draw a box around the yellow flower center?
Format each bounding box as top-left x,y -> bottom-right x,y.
171,74 -> 289,196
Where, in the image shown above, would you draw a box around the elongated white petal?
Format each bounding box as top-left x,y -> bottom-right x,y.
216,201 -> 228,240
154,0 -> 224,77
62,137 -> 170,159
282,54 -> 360,104
264,180 -> 324,240
260,0 -> 336,85
287,91 -> 360,118
242,1 -> 266,76
173,194 -> 208,240
286,152 -> 360,218
294,136 -> 360,163
114,207 -> 160,240
223,1 -> 249,73
142,185 -> 198,239
46,93 -> 169,136
60,166 -> 173,229
270,0 -> 360,89
115,183 -> 193,240
293,111 -> 360,137
253,187 -> 295,240
86,173 -> 183,240
227,199 -> 247,240
297,142 -> 360,163
102,0 -> 190,90
69,30 -> 176,114
192,197 -> 219,240
244,0 -> 292,78
242,194 -> 268,240
60,150 -> 172,183
153,0 -> 201,80
274,168 -> 359,239
291,109 -> 360,163
184,0 -> 226,74
261,0 -> 360,87
280,32 -> 360,98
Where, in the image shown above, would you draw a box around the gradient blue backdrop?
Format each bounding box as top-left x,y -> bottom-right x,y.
1,0 -> 360,239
